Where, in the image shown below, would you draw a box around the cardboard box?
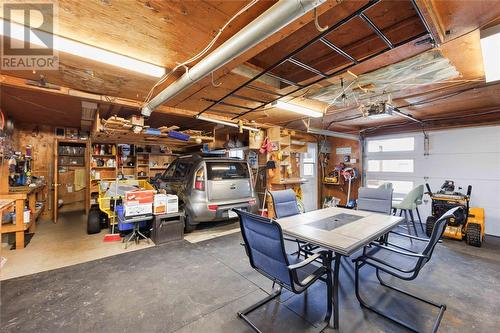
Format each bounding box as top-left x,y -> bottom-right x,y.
12,209 -> 31,224
124,203 -> 152,217
128,115 -> 144,127
125,190 -> 154,204
166,194 -> 178,214
154,194 -> 167,215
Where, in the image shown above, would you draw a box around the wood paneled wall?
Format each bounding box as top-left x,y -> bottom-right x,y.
13,123 -> 55,220
319,137 -> 362,207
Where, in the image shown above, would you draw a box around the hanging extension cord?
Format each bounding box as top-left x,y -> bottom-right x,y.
143,0 -> 260,105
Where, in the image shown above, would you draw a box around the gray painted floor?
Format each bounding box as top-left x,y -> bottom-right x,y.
1,231 -> 499,332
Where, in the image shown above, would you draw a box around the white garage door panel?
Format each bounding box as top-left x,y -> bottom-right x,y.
423,154 -> 500,179
484,208 -> 500,235
365,125 -> 500,236
429,128 -> 500,154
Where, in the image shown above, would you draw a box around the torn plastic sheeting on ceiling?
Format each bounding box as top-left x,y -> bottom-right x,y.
306,50 -> 460,107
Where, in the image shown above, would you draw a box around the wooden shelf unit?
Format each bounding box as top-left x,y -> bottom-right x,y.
89,143 -> 176,206
0,176 -> 46,249
264,127 -> 310,218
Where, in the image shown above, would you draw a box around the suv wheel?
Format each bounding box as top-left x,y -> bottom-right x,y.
184,214 -> 197,233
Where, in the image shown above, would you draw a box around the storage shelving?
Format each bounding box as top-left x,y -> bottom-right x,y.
89,143 -> 176,206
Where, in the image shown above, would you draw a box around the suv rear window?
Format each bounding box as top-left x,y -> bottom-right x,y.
206,162 -> 249,180
163,161 -> 192,179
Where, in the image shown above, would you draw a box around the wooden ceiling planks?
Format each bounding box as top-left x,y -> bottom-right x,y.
181,0 -> 436,124
1,0 -> 499,137
153,0 -> 343,107
1,85 -> 82,128
430,0 -> 500,42
0,74 -> 268,131
238,0 -> 500,135
1,0 -> 276,102
54,0 -> 275,69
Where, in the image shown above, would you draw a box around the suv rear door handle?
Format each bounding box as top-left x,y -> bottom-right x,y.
230,184 -> 236,190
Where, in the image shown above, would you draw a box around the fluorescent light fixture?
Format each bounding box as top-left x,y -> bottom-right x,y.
367,113 -> 392,120
0,19 -> 165,77
272,101 -> 323,118
196,115 -> 260,132
306,127 -> 359,141
480,24 -> 500,83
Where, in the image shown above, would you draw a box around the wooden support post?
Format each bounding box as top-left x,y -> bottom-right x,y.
28,193 -> 36,233
15,198 -> 25,249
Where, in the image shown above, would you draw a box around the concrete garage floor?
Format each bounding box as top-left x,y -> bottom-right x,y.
1,232 -> 499,333
0,211 -> 239,281
0,211 -> 153,281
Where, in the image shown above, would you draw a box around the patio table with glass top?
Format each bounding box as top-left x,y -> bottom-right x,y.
276,206 -> 403,329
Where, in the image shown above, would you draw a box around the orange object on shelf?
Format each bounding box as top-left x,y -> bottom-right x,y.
125,190 -> 154,204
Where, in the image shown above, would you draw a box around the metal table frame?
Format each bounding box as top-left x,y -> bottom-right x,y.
277,207 -> 403,329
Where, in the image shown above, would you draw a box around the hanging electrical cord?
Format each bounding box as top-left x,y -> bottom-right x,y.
143,0 -> 260,105
313,8 -> 328,32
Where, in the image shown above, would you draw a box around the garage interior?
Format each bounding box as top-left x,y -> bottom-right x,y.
1,0 -> 500,332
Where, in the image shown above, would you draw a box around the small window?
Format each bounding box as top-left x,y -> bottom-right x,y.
174,161 -> 192,178
163,161 -> 192,179
163,162 -> 177,178
367,159 -> 414,173
367,137 -> 415,152
367,179 -> 414,194
303,164 -> 314,176
206,162 -> 249,180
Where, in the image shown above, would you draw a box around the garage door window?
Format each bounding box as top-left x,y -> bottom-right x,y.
365,136 -> 416,199
367,159 -> 414,173
367,137 -> 415,152
366,179 -> 415,194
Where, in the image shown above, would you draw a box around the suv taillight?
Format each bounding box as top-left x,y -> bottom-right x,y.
194,168 -> 205,191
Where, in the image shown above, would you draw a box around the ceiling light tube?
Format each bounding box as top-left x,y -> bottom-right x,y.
196,115 -> 260,132
480,24 -> 500,83
0,19 -> 166,77
272,100 -> 323,118
306,127 -> 359,141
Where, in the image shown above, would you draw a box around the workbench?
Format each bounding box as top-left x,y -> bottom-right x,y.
0,184 -> 46,249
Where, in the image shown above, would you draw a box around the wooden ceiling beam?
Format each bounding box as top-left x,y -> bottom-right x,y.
0,74 -> 270,128
413,0 -> 446,44
161,0 -> 345,108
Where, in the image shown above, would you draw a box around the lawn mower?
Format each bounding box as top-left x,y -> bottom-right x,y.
425,181 -> 484,247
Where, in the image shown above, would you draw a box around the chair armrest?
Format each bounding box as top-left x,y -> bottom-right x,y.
369,242 -> 429,258
287,252 -> 324,271
292,266 -> 326,288
289,252 -> 330,288
389,231 -> 431,242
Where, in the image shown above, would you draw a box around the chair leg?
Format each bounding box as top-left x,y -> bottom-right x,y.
415,207 -> 425,233
375,269 -> 447,333
354,262 -> 446,333
325,254 -> 333,324
399,209 -> 403,217
409,210 -> 418,236
238,287 -> 283,333
402,210 -> 413,244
